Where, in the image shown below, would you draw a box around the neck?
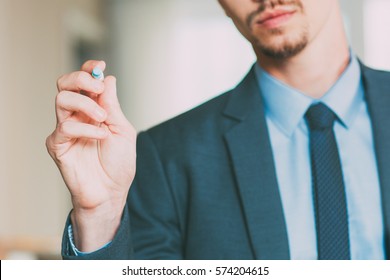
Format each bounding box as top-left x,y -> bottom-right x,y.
256,5 -> 350,99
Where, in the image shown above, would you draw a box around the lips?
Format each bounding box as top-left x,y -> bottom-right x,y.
256,8 -> 297,28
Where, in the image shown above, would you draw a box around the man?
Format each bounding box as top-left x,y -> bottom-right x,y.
46,0 -> 389,259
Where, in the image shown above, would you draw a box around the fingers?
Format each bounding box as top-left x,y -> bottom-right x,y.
56,91 -> 107,123
57,71 -> 105,94
56,61 -> 106,126
100,76 -> 129,127
53,121 -> 108,145
54,60 -> 132,139
57,60 -> 106,94
100,76 -> 120,110
81,60 -> 106,73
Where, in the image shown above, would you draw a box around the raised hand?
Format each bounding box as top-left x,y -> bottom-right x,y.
46,60 -> 136,252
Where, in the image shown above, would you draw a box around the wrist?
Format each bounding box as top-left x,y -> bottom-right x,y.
70,202 -> 125,253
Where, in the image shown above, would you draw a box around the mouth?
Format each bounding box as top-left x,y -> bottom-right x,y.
256,8 -> 297,29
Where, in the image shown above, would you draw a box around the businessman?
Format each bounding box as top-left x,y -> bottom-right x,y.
46,0 -> 389,259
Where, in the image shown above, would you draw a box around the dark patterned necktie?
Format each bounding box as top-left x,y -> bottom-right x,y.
305,103 -> 350,260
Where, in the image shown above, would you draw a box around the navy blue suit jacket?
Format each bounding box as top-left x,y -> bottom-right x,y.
62,64 -> 390,259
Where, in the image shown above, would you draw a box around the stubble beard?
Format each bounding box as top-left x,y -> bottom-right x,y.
248,0 -> 309,59
253,25 -> 309,59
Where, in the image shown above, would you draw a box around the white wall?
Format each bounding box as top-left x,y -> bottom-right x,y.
340,0 -> 365,59
364,0 -> 390,70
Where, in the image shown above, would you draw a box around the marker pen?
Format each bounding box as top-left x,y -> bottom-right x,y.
92,66 -> 104,81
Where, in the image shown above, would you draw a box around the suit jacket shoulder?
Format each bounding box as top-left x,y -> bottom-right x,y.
361,63 -> 390,258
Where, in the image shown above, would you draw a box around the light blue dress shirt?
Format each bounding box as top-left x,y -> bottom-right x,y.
255,56 -> 385,259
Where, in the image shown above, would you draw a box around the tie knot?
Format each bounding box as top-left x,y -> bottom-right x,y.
305,103 -> 336,130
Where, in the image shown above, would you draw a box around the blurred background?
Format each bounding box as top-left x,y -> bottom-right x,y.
0,0 -> 389,259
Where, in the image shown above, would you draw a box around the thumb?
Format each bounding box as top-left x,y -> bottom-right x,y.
99,75 -> 128,127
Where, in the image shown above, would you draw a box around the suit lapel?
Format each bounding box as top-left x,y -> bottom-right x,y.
361,65 -> 390,259
223,67 -> 290,259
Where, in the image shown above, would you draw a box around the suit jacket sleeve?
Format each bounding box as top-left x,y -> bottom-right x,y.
61,131 -> 183,260
61,207 -> 134,260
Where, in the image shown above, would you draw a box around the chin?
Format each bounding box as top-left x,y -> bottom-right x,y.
253,29 -> 309,59
256,39 -> 308,59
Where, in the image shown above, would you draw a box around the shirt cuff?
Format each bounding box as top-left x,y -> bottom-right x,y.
67,224 -> 112,256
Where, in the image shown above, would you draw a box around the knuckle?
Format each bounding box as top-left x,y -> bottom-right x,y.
45,135 -> 52,150
56,75 -> 65,91
74,71 -> 85,86
57,121 -> 70,135
55,91 -> 68,106
45,134 -> 58,160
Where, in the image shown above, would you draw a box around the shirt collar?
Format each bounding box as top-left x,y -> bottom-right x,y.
255,54 -> 363,137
